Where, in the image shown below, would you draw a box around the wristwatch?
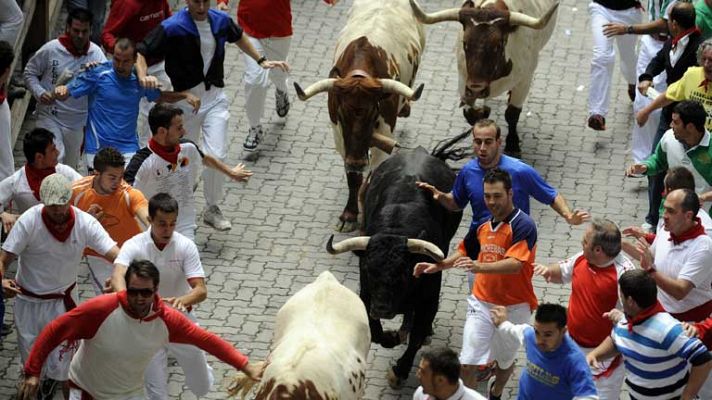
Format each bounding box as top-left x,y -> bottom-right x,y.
256,56 -> 267,66
626,25 -> 634,34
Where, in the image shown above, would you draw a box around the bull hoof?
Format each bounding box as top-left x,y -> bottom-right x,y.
386,367 -> 405,389
380,330 -> 404,348
504,140 -> 522,159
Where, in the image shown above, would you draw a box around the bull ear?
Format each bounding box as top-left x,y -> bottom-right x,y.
329,66 -> 341,79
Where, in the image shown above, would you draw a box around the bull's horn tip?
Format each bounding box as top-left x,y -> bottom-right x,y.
293,82 -> 307,101
412,83 -> 424,101
326,234 -> 337,254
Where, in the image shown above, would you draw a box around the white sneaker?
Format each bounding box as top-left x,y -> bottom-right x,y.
243,125 -> 263,152
276,90 -> 290,117
203,205 -> 231,231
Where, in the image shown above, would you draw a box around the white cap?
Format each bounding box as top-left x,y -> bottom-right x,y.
40,173 -> 72,206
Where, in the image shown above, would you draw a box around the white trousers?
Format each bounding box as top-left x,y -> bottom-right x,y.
69,388 -> 142,400
580,347 -> 626,400
588,2 -> 641,116
15,296 -> 74,380
35,117 -> 84,170
631,35 -> 667,162
138,62 -> 172,147
181,87 -> 229,208
0,100 -> 13,180
143,313 -> 214,399
243,36 -> 291,128
86,255 -> 113,296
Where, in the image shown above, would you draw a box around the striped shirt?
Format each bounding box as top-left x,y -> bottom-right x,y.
612,312 -> 711,399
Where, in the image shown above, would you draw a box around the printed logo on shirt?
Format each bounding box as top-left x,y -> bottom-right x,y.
139,11 -> 165,22
525,360 -> 560,387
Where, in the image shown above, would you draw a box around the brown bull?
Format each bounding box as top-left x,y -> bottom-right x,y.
295,0 -> 425,232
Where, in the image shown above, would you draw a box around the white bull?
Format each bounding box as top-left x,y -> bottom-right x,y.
294,0 -> 426,232
228,271 -> 371,399
411,0 -> 559,157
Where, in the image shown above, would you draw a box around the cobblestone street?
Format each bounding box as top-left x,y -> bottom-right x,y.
0,0 -> 650,398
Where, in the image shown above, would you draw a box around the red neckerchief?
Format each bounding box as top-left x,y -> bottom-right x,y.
148,138 -> 180,165
0,86 -> 6,104
25,163 -> 56,201
669,217 -> 705,245
627,301 -> 666,332
672,27 -> 701,48
41,206 -> 76,242
58,34 -> 89,57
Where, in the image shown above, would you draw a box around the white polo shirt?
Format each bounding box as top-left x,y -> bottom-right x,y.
652,229 -> 712,313
2,204 -> 116,296
115,228 -> 204,298
0,164 -> 82,213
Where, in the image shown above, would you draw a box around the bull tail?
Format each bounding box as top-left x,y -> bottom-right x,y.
430,128 -> 472,162
226,372 -> 259,398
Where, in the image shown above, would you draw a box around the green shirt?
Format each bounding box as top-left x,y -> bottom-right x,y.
696,0 -> 712,39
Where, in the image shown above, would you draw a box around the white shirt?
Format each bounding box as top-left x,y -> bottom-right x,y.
2,205 -> 116,295
23,39 -> 107,128
0,164 -> 82,213
115,228 -> 204,298
412,379 -> 486,400
125,141 -> 203,238
651,228 -> 712,313
195,19 -> 215,77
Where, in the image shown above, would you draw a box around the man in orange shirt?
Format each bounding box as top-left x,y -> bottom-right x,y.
414,168 -> 538,399
71,147 -> 149,294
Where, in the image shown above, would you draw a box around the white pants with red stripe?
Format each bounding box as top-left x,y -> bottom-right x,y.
580,346 -> 625,400
243,36 -> 291,129
180,86 -> 229,208
0,100 -> 13,181
143,312 -> 214,399
631,35 -> 666,162
15,296 -> 75,381
588,2 -> 641,117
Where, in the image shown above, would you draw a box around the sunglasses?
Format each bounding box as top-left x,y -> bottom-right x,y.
126,287 -> 155,298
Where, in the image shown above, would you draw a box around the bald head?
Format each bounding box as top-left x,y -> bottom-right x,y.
663,189 -> 700,234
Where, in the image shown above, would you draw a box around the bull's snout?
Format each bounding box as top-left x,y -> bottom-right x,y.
465,81 -> 489,99
370,302 -> 397,320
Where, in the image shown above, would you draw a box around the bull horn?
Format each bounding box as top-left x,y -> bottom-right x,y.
293,79 -> 337,101
410,0 -> 460,24
370,133 -> 398,154
326,234 -> 370,254
379,79 -> 424,101
406,239 -> 445,262
509,2 -> 559,29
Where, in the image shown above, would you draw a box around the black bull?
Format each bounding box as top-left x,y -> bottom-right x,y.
327,146 -> 462,387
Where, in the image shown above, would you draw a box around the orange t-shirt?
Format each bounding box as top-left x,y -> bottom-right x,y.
459,208 -> 538,310
71,176 -> 147,260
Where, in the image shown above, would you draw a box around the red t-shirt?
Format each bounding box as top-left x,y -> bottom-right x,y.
102,0 -> 171,64
235,0 -> 292,39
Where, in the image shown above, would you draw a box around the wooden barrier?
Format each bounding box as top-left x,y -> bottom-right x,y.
8,0 -> 64,146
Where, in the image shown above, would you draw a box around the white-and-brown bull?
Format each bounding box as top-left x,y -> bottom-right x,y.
228,271 -> 370,400
410,0 -> 558,157
294,0 -> 425,232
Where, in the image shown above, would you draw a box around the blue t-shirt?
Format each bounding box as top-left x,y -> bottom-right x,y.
452,155 -> 558,229
68,62 -> 160,154
518,327 -> 598,400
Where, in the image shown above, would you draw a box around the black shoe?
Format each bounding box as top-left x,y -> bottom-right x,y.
37,378 -> 59,400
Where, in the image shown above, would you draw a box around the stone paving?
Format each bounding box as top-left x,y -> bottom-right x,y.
0,0 -> 651,398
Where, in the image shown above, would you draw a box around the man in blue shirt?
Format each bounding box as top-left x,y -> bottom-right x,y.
54,38 -> 199,170
417,119 -> 588,229
491,303 -> 599,400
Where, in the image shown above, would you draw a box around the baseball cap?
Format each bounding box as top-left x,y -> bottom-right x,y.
40,173 -> 72,206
